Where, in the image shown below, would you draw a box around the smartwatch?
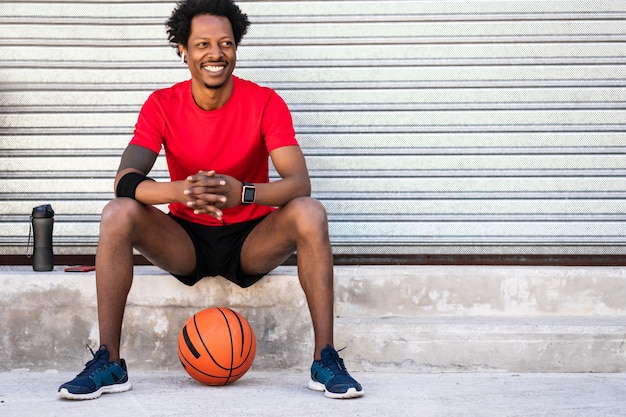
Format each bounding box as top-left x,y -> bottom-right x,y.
241,182 -> 256,204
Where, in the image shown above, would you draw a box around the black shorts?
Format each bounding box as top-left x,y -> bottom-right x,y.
167,213 -> 268,288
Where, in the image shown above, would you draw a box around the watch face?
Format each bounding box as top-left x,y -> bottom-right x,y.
243,186 -> 255,203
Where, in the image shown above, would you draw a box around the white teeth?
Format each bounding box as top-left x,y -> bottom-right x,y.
204,65 -> 224,73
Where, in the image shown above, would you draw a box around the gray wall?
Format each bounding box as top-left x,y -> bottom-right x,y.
2,1 -> 626,258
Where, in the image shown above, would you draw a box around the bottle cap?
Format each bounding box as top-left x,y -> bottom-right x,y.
32,204 -> 55,218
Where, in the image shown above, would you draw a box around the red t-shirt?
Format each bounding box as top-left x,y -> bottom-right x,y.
129,76 -> 299,226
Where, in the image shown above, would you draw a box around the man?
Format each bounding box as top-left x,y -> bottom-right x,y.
57,0 -> 363,401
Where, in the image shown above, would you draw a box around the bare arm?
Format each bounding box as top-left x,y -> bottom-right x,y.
255,145 -> 311,206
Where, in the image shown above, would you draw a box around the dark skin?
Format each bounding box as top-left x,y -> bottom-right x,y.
97,14 -> 334,363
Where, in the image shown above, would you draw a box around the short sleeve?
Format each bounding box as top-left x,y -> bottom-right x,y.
129,93 -> 166,154
261,91 -> 299,152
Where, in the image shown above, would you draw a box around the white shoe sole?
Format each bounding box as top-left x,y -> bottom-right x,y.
58,381 -> 132,400
308,379 -> 364,399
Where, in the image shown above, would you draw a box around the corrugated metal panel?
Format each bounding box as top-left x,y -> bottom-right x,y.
1,0 -> 626,258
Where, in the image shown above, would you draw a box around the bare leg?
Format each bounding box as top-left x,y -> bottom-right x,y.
95,198 -> 196,362
240,197 -> 334,360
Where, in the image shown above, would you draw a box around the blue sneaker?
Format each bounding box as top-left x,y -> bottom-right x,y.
308,345 -> 364,399
58,345 -> 132,400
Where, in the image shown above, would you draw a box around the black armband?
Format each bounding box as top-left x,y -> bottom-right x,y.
116,172 -> 155,199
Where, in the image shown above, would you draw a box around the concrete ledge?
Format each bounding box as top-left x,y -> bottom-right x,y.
2,265 -> 626,373
339,316 -> 626,373
334,265 -> 626,317
0,266 -> 313,372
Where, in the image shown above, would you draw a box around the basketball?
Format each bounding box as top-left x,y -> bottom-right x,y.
177,306 -> 256,385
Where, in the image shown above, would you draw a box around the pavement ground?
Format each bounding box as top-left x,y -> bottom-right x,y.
1,370 -> 625,417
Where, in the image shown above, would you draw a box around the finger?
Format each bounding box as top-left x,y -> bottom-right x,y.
185,184 -> 227,201
185,180 -> 226,193
187,170 -> 216,182
192,206 -> 223,220
186,195 -> 226,208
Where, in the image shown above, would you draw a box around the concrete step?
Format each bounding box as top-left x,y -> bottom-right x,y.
337,316 -> 626,373
1,265 -> 625,373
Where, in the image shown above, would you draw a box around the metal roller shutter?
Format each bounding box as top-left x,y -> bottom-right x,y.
1,1 -> 626,261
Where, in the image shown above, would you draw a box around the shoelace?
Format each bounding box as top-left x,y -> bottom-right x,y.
321,347 -> 349,376
76,345 -> 108,377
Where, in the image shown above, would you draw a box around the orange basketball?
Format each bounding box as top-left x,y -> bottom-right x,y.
177,307 -> 256,385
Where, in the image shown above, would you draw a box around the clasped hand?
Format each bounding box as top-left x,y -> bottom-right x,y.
183,170 -> 240,220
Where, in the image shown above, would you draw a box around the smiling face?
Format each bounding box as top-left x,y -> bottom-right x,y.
181,14 -> 237,108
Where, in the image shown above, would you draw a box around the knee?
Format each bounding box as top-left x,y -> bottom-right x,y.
100,198 -> 145,231
285,197 -> 329,235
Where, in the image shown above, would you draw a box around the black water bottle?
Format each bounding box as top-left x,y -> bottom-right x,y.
31,204 -> 55,271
